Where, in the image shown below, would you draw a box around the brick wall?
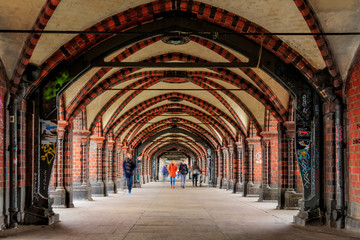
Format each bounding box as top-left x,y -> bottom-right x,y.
346,48 -> 360,216
17,100 -> 27,188
269,114 -> 279,186
89,139 -> 98,182
253,142 -> 262,183
323,102 -> 336,202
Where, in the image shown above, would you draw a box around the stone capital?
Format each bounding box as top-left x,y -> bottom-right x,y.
58,120 -> 68,139
260,131 -> 277,140
58,120 -> 68,129
74,129 -> 91,137
90,135 -> 105,147
246,136 -> 261,145
283,121 -> 295,139
80,137 -> 89,145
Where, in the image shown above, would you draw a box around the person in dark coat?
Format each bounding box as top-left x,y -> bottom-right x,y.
191,162 -> 201,187
123,152 -> 136,194
179,160 -> 189,188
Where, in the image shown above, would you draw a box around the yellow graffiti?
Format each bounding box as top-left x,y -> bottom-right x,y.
41,144 -> 56,165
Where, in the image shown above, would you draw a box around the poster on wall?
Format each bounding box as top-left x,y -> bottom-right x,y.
39,120 -> 57,197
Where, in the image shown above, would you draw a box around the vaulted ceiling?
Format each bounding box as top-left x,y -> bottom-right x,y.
1,0 -> 359,159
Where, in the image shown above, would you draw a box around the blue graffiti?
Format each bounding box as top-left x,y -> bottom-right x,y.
298,149 -> 311,188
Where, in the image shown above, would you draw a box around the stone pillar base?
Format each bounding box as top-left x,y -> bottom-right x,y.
227,179 -> 233,191
346,216 -> 360,233
24,200 -> 59,225
24,211 -> 59,225
73,184 -> 92,200
247,182 -> 261,196
235,182 -> 244,193
90,181 -> 106,197
114,179 -> 122,192
293,200 -> 323,226
50,187 -> 67,208
0,216 -> 5,230
277,188 -> 286,209
259,185 -> 278,201
106,181 -> 115,194
217,177 -> 223,189
142,175 -> 146,184
134,182 -> 141,188
221,178 -> 227,189
284,190 -> 302,209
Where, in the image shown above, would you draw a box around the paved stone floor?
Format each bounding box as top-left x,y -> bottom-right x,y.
1,181 -> 360,240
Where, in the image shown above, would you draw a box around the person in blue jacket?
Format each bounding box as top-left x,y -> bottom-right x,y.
123,152 -> 136,194
162,165 -> 169,181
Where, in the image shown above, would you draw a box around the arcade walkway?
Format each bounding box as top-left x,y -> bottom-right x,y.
1,182 -> 360,240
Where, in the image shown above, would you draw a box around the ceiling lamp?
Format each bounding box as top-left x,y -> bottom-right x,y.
168,97 -> 183,102
162,35 -> 190,45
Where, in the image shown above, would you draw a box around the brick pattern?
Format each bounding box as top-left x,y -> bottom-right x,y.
131,120 -> 217,150
119,104 -> 231,145
64,129 -> 73,188
68,57 -> 284,135
105,92 -> 237,143
71,53 -> 285,134
323,101 -> 336,201
346,47 -> 360,204
293,0 -> 341,89
278,127 -> 288,189
17,100 -> 27,188
11,0 -> 61,86
31,0 -> 318,99
142,134 -> 205,157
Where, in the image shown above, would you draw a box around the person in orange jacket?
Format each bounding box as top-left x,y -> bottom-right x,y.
168,160 -> 178,189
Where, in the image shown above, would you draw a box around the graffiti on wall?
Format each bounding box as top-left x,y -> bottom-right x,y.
296,89 -> 313,193
296,124 -> 311,189
255,152 -> 262,164
41,144 -> 56,165
39,120 -> 57,196
43,71 -> 72,100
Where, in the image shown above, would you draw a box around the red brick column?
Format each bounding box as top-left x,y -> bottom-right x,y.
260,132 -> 278,187
72,125 -> 90,199
56,121 -> 67,189
229,145 -> 234,181
89,133 -> 105,195
106,133 -> 115,193
344,47 -> 360,231
222,147 -> 228,182
49,120 -> 68,207
283,121 -> 296,190
246,135 -> 262,196
235,141 -> 243,187
215,149 -> 219,180
217,148 -> 223,188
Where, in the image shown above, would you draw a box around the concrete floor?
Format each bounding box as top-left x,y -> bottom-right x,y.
1,181 -> 360,240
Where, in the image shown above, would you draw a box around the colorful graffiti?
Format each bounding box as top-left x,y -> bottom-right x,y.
41,144 -> 56,165
296,122 -> 312,190
297,126 -> 311,138
43,71 -> 72,100
298,149 -> 310,188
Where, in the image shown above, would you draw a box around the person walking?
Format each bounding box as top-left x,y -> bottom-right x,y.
191,161 -> 201,187
168,160 -> 178,189
179,160 -> 189,188
162,165 -> 169,181
123,152 -> 136,194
